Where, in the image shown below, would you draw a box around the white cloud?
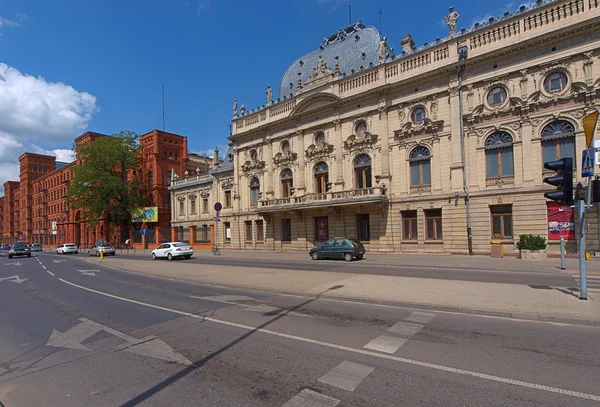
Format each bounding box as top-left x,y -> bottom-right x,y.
196,0 -> 210,15
0,13 -> 27,34
193,143 -> 229,159
0,63 -> 97,195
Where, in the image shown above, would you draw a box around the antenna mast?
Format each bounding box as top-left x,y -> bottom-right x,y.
162,83 -> 165,131
348,0 -> 352,25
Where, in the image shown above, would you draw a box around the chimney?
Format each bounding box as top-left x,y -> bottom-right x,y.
213,146 -> 220,166
401,34 -> 415,53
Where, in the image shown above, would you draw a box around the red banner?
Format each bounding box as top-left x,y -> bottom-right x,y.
547,202 -> 575,240
315,217 -> 328,240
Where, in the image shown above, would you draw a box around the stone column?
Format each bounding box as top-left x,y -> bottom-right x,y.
171,226 -> 177,242
189,225 -> 196,245
448,76 -> 464,190
296,130 -> 306,193
265,137 -> 274,197
154,227 -> 161,246
333,116 -> 344,190
398,144 -> 408,197
379,102 -> 391,179
234,148 -> 242,212
520,120 -> 534,185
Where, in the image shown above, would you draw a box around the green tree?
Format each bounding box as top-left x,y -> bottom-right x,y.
68,131 -> 146,229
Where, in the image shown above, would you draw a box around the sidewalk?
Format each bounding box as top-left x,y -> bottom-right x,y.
87,256 -> 600,327
81,248 -> 600,274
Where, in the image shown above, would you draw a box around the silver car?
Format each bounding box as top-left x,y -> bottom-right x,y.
57,243 -> 79,254
88,244 -> 116,257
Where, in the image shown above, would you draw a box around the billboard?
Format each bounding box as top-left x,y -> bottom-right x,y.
132,207 -> 158,223
547,202 -> 574,241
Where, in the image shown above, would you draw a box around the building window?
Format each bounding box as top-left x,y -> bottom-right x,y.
148,171 -> 153,186
411,107 -> 426,125
250,149 -> 258,161
202,197 -> 209,213
169,152 -> 173,160
544,72 -> 568,94
424,209 -> 443,240
167,171 -> 172,185
282,219 -> 292,242
245,221 -> 253,241
402,210 -> 418,240
354,154 -> 372,189
356,214 -> 370,241
315,132 -> 325,145
256,220 -> 264,242
355,121 -> 368,136
281,141 -> 290,153
314,162 -> 329,195
485,132 -> 514,178
487,87 -> 507,107
190,199 -> 196,215
541,120 -> 575,164
409,146 -> 431,186
179,200 -> 184,216
224,190 -> 232,208
249,177 -> 260,207
491,205 -> 513,239
315,216 -> 329,241
281,168 -> 294,198
224,222 -> 231,241
175,153 -> 178,161
163,152 -> 167,160
197,225 -> 210,242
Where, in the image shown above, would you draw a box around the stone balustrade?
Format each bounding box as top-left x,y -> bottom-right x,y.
259,186 -> 386,211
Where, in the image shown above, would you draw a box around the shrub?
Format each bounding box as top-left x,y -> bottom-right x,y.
515,234 -> 547,251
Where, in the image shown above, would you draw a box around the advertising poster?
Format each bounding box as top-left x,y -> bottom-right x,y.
132,207 -> 158,223
547,202 -> 575,240
316,217 -> 328,240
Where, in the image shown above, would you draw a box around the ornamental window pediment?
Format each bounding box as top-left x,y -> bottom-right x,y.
306,142 -> 334,160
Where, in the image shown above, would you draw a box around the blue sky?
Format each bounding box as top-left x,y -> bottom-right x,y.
0,0 -> 523,192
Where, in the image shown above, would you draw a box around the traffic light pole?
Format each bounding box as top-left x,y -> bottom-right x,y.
578,199 -> 588,300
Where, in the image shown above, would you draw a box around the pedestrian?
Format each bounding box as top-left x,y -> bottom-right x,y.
125,238 -> 130,251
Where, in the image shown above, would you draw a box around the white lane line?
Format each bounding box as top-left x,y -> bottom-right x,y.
405,311 -> 436,324
364,335 -> 408,354
281,389 -> 340,407
318,361 -> 374,391
55,278 -> 600,402
388,322 -> 424,336
46,270 -> 55,277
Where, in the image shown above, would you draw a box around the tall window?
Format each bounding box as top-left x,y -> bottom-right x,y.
491,205 -> 513,239
281,169 -> 294,198
224,222 -> 231,241
485,132 -> 514,178
544,72 -> 568,94
314,162 -> 329,196
256,220 -> 264,242
202,198 -> 209,213
315,132 -> 325,145
282,219 -> 292,242
197,225 -> 210,242
148,171 -> 153,186
245,221 -> 253,241
354,154 -> 372,189
166,171 -> 172,185
402,210 -> 418,240
355,121 -> 368,136
281,141 -> 290,153
356,214 -> 370,241
409,146 -> 431,186
541,120 -> 575,164
249,177 -> 260,206
179,200 -> 184,216
190,198 -> 196,215
424,209 -> 442,240
224,190 -> 232,208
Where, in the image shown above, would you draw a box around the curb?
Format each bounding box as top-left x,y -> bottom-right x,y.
86,259 -> 600,328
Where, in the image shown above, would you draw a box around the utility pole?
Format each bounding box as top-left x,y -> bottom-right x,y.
457,47 -> 472,255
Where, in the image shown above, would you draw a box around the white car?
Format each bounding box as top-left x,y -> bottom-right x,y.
57,243 -> 79,254
151,242 -> 193,260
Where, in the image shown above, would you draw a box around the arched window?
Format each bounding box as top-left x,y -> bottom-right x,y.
250,149 -> 258,161
281,141 -> 290,153
485,132 -> 514,178
315,132 -> 325,145
411,108 -> 426,125
355,121 -> 368,137
409,146 -> 431,186
354,154 -> 372,189
281,168 -> 294,198
166,171 -> 172,185
148,171 -> 153,186
314,162 -> 329,195
541,120 -> 575,164
249,176 -> 260,206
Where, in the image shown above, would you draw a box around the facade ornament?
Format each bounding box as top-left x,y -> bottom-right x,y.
200,190 -> 210,198
240,103 -> 246,115
184,170 -> 189,177
429,97 -> 438,120
584,51 -> 594,85
241,160 -> 266,173
266,86 -> 273,105
397,104 -> 406,123
222,178 -> 234,189
445,7 -> 460,38
297,72 -> 303,92
377,36 -> 388,64
273,150 -> 298,167
292,210 -> 303,221
233,99 -> 238,118
466,85 -> 474,111
448,76 -> 460,96
344,133 -> 378,153
334,56 -> 340,75
177,195 -> 186,202
306,142 -> 334,161
187,192 -> 197,200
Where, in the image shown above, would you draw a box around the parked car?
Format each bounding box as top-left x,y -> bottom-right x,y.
309,238 -> 365,262
151,242 -> 193,260
57,243 -> 79,254
9,242 -> 32,259
0,244 -> 10,255
30,243 -> 43,252
88,244 -> 116,257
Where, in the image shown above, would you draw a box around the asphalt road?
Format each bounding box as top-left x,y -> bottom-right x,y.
0,252 -> 599,406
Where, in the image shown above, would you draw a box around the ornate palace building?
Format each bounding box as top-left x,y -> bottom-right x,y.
0,130 -> 212,248
170,0 -> 600,255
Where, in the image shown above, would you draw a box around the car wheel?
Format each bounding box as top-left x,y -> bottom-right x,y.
311,252 -> 320,261
344,253 -> 353,262
167,253 -> 173,261
152,253 -> 156,260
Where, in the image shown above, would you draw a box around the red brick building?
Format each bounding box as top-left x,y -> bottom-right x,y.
0,129 -> 208,249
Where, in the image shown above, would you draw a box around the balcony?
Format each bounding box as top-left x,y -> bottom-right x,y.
258,186 -> 387,213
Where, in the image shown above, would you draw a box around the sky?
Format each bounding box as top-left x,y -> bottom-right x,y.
0,0 -> 531,195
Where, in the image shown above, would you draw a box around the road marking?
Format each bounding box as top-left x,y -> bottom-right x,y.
190,295 -> 255,303
318,361 -> 374,391
281,389 -> 340,407
5,262 -> 22,266
364,335 -> 408,354
388,322 -> 424,336
53,260 -> 67,263
0,275 -> 28,284
55,277 -> 600,402
405,311 -> 436,324
190,295 -> 314,318
77,269 -> 100,276
46,270 -> 55,277
47,317 -> 192,366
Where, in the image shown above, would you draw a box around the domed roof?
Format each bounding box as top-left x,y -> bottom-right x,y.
279,22 -> 384,98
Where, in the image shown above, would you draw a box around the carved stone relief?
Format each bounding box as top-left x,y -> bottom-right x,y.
306,142 -> 334,161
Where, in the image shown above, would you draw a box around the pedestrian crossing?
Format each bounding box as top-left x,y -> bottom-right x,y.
573,275 -> 600,291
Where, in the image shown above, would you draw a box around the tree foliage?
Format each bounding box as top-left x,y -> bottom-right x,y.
68,131 -> 146,228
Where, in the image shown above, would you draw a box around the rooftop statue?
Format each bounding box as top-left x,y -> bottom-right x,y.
445,7 -> 460,38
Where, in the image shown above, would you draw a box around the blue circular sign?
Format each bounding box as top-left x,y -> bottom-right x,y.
214,202 -> 223,212
140,228 -> 148,236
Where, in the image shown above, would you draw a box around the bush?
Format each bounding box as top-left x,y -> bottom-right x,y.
515,234 -> 547,251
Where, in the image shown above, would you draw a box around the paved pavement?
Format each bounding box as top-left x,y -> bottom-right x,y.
1,253 -> 599,406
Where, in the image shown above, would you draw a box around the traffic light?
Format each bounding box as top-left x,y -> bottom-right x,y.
592,178 -> 600,204
543,158 -> 573,206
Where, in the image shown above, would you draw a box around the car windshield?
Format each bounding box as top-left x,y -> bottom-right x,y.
173,243 -> 188,247
347,239 -> 361,245
66,244 -> 77,248
13,243 -> 27,248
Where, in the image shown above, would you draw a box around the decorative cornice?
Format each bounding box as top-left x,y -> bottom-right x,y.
273,151 -> 298,167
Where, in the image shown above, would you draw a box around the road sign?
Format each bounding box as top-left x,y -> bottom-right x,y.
59,234 -> 64,238
214,202 -> 222,212
584,110 -> 599,148
140,228 -> 148,236
582,148 -> 595,177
